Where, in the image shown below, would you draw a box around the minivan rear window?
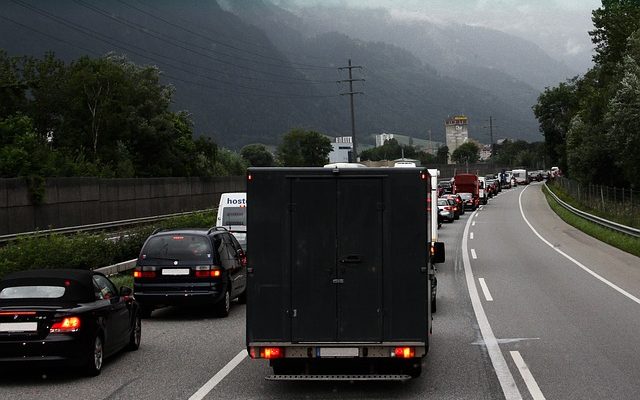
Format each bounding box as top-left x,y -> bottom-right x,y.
0,286 -> 65,299
142,235 -> 213,262
222,207 -> 246,226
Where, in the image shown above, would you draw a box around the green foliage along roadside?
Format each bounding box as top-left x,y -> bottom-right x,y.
0,211 -> 215,279
534,1 -> 640,188
0,51 -> 243,179
543,185 -> 640,258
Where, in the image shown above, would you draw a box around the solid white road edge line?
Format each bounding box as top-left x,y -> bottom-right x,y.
462,210 -> 522,400
479,278 -> 494,301
510,351 -> 546,400
189,349 -> 248,400
471,249 -> 478,259
519,186 -> 640,306
470,232 -> 474,240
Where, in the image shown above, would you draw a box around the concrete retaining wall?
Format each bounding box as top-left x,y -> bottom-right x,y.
0,176 -> 245,235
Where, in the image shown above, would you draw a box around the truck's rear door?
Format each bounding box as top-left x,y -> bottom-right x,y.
290,176 -> 383,343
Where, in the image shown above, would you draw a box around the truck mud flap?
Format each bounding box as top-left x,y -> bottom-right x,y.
265,374 -> 412,381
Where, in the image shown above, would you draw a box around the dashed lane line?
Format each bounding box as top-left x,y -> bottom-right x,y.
462,210 -> 522,399
510,351 -> 546,400
478,278 -> 494,301
189,349 -> 248,400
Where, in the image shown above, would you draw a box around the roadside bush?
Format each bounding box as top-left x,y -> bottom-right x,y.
0,210 -> 215,279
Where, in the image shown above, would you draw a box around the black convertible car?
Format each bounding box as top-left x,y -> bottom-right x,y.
0,269 -> 141,376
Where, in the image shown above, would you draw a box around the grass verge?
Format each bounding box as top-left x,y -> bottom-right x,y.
543,185 -> 640,258
109,273 -> 134,289
0,210 -> 215,279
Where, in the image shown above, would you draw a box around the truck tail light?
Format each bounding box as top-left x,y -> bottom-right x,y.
393,347 -> 415,358
250,347 -> 284,359
50,317 -> 81,333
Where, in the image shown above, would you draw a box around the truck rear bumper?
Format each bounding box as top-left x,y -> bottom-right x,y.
248,342 -> 427,359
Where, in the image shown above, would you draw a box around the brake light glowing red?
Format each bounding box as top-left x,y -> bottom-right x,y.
393,347 -> 415,358
50,317 -> 81,333
248,174 -> 253,181
134,270 -> 156,279
260,347 -> 284,359
172,236 -> 184,240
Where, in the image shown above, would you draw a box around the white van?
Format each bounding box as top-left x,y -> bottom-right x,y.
216,192 -> 247,227
512,169 -> 528,185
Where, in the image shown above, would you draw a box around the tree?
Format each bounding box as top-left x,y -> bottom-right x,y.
591,0 -> 640,69
241,144 -> 274,167
533,79 -> 579,173
605,29 -> 640,187
436,145 -> 449,164
451,142 -> 479,164
277,129 -> 332,166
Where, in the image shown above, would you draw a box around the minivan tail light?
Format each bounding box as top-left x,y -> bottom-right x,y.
134,270 -> 156,279
50,317 -> 81,333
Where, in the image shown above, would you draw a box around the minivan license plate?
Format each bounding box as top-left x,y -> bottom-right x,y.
162,268 -> 190,276
319,347 -> 359,357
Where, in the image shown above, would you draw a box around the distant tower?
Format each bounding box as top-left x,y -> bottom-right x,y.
445,115 -> 469,164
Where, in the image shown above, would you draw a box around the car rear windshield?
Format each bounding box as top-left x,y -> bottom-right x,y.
221,207 -> 246,226
142,234 -> 213,262
0,286 -> 65,299
437,199 -> 448,206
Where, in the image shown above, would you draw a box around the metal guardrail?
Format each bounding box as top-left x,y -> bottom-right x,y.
544,183 -> 640,238
94,259 -> 137,276
0,208 -> 213,243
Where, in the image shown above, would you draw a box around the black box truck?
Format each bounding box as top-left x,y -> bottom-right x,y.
246,167 -> 445,380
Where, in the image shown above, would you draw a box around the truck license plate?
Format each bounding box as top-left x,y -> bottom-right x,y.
319,347 -> 359,357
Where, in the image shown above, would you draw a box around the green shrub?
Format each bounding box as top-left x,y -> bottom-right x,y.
0,210 -> 215,279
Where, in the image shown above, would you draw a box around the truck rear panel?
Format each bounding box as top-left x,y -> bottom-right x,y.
246,168 -> 431,359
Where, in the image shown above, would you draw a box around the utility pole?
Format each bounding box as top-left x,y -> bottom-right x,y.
338,59 -> 364,162
483,116 -> 498,163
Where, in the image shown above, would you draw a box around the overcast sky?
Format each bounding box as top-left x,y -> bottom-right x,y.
275,0 -> 602,72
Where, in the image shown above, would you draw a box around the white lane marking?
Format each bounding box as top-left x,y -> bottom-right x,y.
471,249 -> 478,259
479,278 -> 494,301
462,210 -> 522,399
189,349 -> 247,400
520,186 -> 640,306
472,221 -> 476,226
472,337 -> 540,345
510,351 -> 546,400
470,232 -> 474,240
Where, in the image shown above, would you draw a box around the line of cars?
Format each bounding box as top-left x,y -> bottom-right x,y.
436,172 -> 510,224
0,193 -> 249,376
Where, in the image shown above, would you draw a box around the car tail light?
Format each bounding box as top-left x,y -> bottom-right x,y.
240,254 -> 247,268
444,206 -> 452,211
133,268 -> 156,279
393,347 -> 415,358
50,317 -> 81,333
194,266 -> 222,278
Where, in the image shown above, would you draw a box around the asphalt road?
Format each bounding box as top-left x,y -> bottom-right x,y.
2,183 -> 639,399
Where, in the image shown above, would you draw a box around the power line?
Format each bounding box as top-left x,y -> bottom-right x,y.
132,0 -> 336,65
12,0 -> 335,85
117,0 -> 336,70
10,0 -> 338,97
0,14 -> 101,57
74,0 -> 327,72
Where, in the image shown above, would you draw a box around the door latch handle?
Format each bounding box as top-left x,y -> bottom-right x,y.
332,278 -> 345,284
340,255 -> 362,264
